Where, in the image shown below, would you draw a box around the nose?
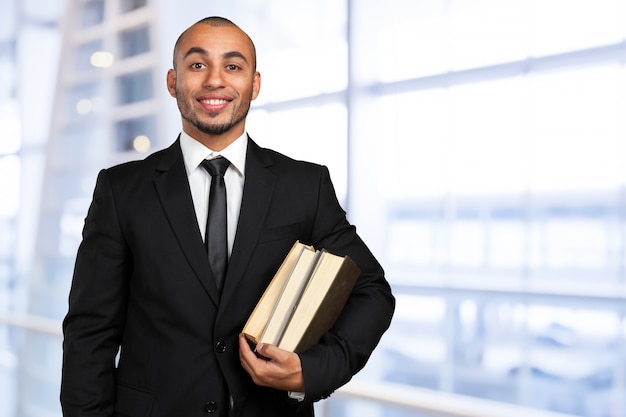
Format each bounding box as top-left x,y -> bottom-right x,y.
204,66 -> 225,89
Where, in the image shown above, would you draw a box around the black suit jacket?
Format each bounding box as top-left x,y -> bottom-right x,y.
61,137 -> 395,417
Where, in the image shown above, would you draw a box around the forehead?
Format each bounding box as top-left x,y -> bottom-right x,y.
176,24 -> 254,63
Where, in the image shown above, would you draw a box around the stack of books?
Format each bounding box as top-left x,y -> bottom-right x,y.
242,241 -> 360,353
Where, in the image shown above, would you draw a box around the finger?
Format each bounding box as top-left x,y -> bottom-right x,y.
238,333 -> 250,353
239,334 -> 256,363
255,342 -> 282,362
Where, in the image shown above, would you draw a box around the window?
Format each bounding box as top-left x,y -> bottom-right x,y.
115,115 -> 156,152
120,0 -> 147,13
116,70 -> 153,104
119,25 -> 150,58
351,1 -> 626,416
75,40 -> 104,72
80,0 -> 104,28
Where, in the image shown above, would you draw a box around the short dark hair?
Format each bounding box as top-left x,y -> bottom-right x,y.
172,16 -> 257,71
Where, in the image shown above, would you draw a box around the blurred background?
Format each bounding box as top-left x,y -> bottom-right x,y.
1,0 -> 626,416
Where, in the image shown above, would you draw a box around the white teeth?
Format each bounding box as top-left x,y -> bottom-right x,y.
202,99 -> 227,105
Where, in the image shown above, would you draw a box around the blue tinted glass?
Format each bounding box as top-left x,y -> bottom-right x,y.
119,25 -> 150,58
116,70 -> 153,104
120,0 -> 147,13
115,115 -> 156,151
75,40 -> 103,72
81,0 -> 104,28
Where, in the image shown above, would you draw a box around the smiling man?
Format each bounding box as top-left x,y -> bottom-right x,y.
60,17 -> 394,417
168,20 -> 260,149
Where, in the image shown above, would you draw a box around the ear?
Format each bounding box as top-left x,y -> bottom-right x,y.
251,71 -> 261,100
166,69 -> 177,98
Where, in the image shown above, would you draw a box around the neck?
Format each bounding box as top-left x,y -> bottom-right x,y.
184,126 -> 244,152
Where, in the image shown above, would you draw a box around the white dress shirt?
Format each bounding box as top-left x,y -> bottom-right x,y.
179,130 -> 247,255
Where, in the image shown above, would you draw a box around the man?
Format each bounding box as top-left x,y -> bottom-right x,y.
61,16 -> 394,417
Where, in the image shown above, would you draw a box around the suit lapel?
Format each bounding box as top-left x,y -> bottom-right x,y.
153,140 -> 221,306
220,139 -> 277,305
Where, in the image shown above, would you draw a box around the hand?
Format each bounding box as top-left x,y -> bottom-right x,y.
238,334 -> 305,392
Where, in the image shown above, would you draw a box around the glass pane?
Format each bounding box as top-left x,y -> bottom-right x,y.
376,294 -> 447,388
80,0 -> 104,28
17,331 -> 63,415
450,216 -> 485,268
528,0 -> 626,57
0,58 -> 16,102
67,82 -> 102,117
0,102 -> 20,155
364,0 -> 527,81
237,0 -> 347,103
248,103 -> 348,202
115,115 -> 157,152
259,40 -> 347,102
120,0 -> 147,13
0,156 -> 20,217
447,0 -> 527,71
376,90 -> 448,198
447,78 -> 526,195
358,0 -> 448,82
116,70 -> 153,104
521,304 -> 619,415
364,0 -> 626,81
454,298 -> 518,402
528,65 -> 626,192
528,198 -> 620,280
377,77 -> 527,198
57,123 -> 108,163
75,39 -> 104,72
0,323 -> 18,417
119,25 -> 150,58
487,213 -> 525,269
386,207 -> 444,267
0,221 -> 15,262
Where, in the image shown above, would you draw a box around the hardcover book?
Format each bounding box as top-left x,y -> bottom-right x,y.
242,241 -> 360,353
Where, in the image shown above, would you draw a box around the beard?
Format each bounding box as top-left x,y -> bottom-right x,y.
176,88 -> 252,136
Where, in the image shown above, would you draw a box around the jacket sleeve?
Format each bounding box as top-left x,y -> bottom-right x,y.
61,169 -> 130,417
298,166 -> 395,403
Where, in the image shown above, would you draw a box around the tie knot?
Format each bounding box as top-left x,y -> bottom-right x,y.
201,157 -> 230,177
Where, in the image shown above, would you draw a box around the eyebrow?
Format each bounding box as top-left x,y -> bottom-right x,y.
183,47 -> 249,65
183,46 -> 208,59
223,51 -> 249,64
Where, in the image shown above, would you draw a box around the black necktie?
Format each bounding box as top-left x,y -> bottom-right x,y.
201,157 -> 230,292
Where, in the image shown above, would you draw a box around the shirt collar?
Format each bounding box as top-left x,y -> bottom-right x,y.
179,130 -> 248,177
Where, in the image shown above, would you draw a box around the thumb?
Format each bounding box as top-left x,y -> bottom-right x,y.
256,343 -> 281,361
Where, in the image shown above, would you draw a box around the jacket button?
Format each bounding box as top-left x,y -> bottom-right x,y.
215,341 -> 227,353
204,401 -> 218,413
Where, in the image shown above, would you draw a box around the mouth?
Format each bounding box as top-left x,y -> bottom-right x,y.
198,95 -> 232,113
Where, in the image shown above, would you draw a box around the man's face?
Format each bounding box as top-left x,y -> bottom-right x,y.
167,24 -> 260,143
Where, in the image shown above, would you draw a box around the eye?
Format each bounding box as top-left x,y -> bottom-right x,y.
226,64 -> 241,71
190,63 -> 205,70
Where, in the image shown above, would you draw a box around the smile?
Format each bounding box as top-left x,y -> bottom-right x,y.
200,99 -> 229,105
